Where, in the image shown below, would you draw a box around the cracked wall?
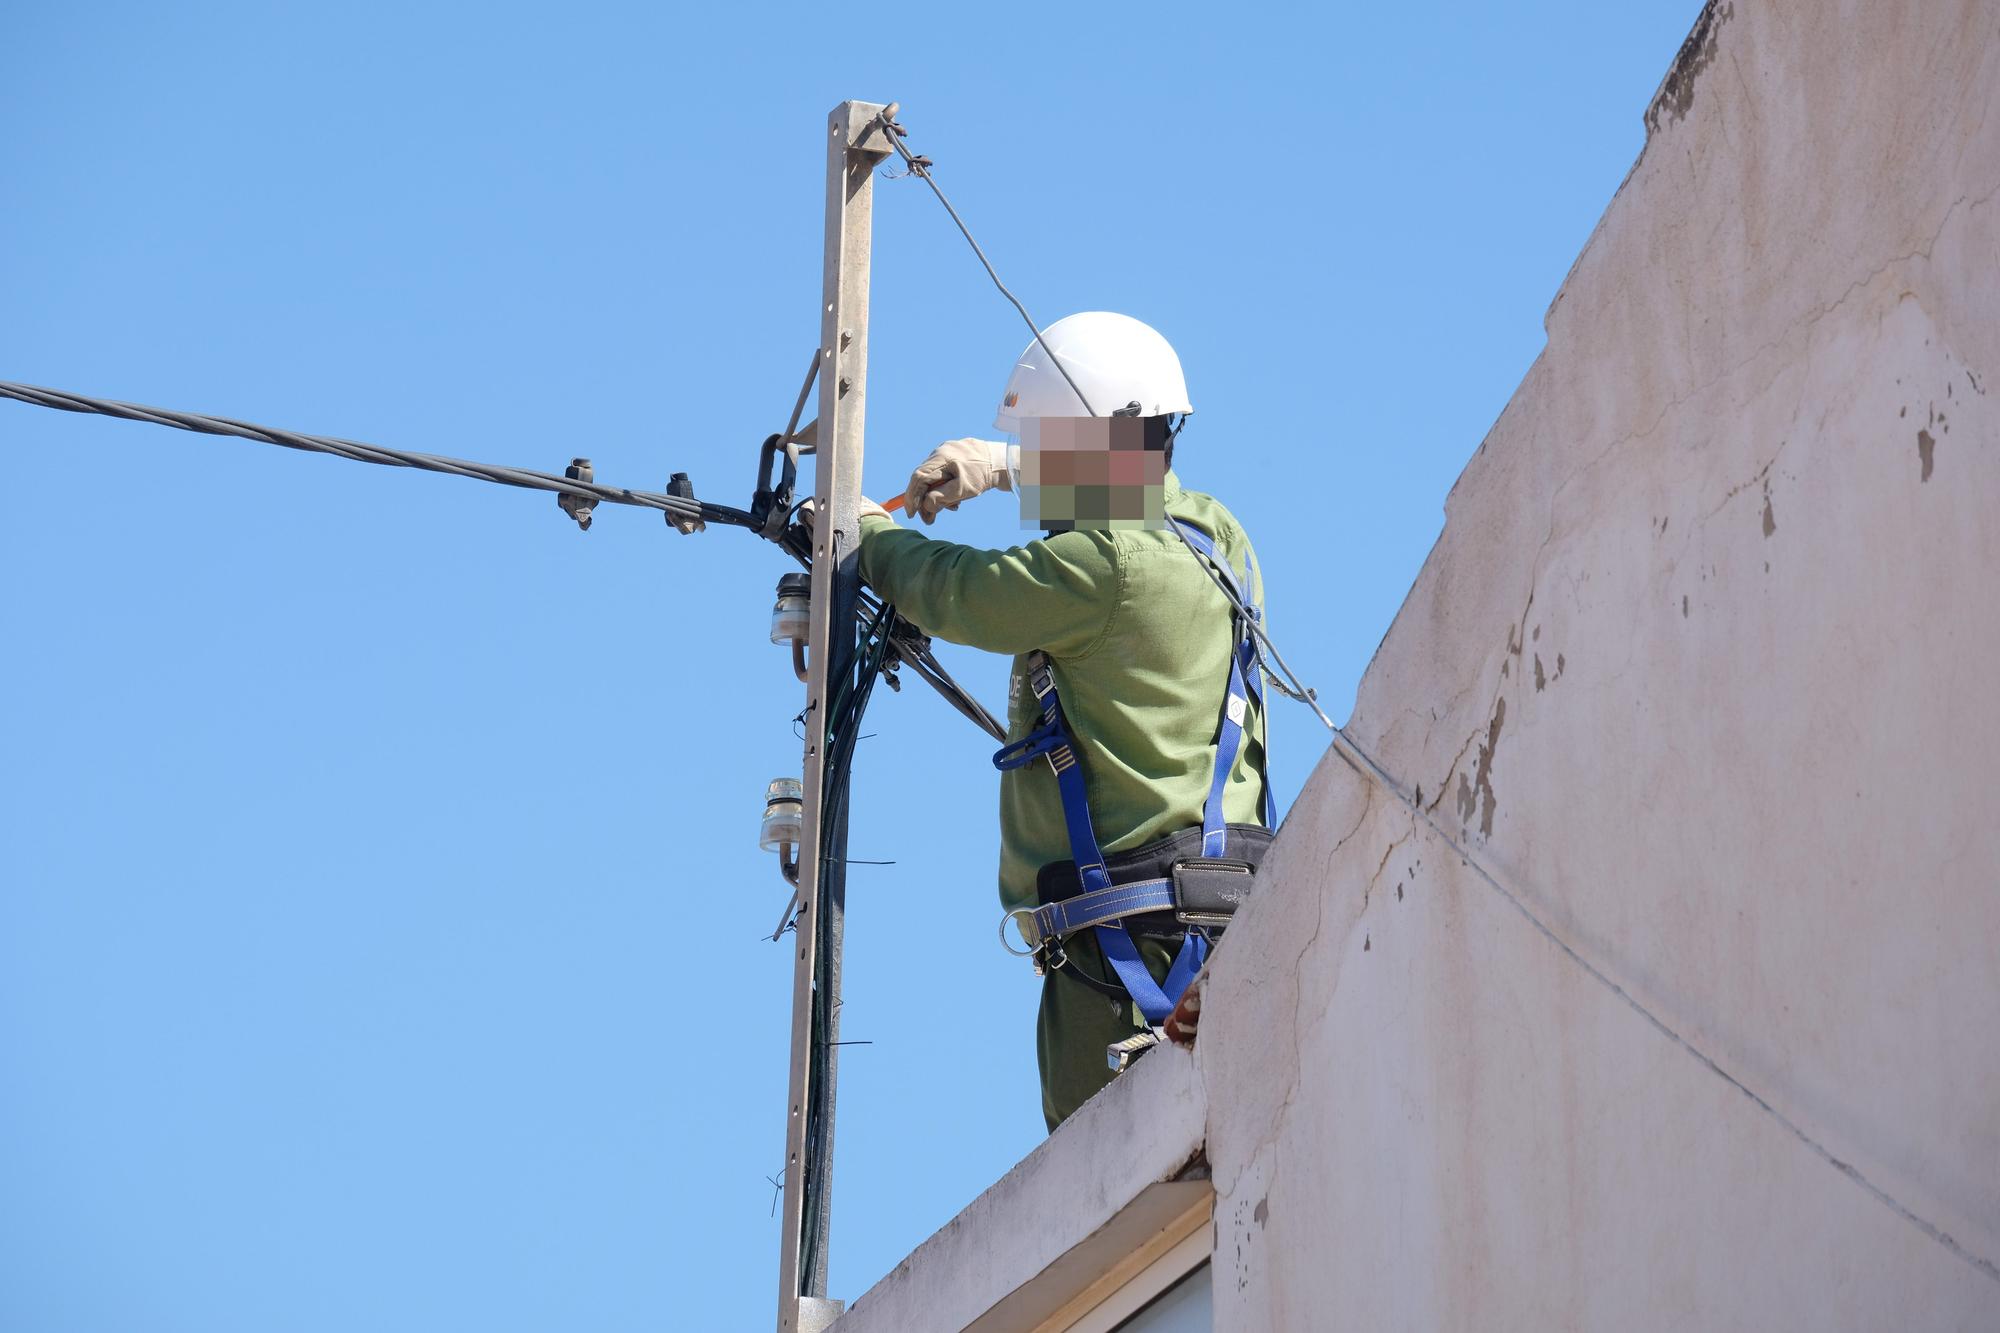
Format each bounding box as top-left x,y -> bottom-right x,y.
1196,0 -> 1999,1326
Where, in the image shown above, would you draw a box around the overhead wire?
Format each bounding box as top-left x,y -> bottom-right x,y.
797,596 -> 894,1292
0,376 -> 1006,742
0,379 -> 729,525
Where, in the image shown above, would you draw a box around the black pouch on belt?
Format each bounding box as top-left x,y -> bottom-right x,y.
1035,823 -> 1275,942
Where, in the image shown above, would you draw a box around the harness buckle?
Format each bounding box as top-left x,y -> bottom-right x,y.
1039,935 -> 1068,977
1107,1028 -> 1164,1073
992,721 -> 1063,772
1027,658 -> 1055,701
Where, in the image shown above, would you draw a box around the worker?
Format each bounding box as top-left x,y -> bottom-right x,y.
857,312 -> 1276,1129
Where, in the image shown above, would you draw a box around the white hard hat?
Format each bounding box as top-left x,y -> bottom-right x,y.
993,311 -> 1193,432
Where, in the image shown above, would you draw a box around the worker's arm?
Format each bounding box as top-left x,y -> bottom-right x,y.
858,514 -> 1117,658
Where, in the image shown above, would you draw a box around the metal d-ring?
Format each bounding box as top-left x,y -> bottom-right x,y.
999,907 -> 1040,958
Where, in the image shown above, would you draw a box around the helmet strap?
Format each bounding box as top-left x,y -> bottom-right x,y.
1163,412 -> 1188,471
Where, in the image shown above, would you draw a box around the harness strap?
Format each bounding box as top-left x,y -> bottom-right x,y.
1096,924 -> 1206,1026
993,656 -> 1113,892
992,513 -> 1276,1026
1169,516 -> 1277,831
1017,877 -> 1176,949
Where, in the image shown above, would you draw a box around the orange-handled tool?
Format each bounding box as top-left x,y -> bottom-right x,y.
882,494 -> 906,513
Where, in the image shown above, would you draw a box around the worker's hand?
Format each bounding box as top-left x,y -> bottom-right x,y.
798,496 -> 889,532
904,438 -> 1011,526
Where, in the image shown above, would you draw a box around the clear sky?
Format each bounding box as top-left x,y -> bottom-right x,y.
1,2 -> 1701,1328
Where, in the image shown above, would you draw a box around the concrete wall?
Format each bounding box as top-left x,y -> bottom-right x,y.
838,2 -> 1999,1327
1198,0 -> 2000,1326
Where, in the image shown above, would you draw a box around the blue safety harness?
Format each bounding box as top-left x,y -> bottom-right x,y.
991,517 -> 1276,1025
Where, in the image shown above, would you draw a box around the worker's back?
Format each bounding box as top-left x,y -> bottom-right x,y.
994,475 -> 1267,912
858,471 -> 1268,911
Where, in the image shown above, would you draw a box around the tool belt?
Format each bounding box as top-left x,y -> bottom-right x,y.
1005,824 -> 1273,998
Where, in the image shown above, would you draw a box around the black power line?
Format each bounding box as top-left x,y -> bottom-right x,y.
0,376 -> 1007,743
0,379 -> 740,528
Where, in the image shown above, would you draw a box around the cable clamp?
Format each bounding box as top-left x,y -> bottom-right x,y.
558,458 -> 596,530
665,472 -> 705,535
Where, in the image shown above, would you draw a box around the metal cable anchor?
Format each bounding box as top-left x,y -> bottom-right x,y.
557,457 -> 595,530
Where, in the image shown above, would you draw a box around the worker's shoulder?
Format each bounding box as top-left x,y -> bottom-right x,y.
1120,478 -> 1257,556
1126,479 -> 1265,605
1026,527 -> 1122,563
1166,482 -> 1251,539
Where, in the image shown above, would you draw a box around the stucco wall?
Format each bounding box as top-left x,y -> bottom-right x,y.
1198,0 -> 2000,1327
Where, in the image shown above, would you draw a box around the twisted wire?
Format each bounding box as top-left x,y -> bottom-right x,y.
0,379 -> 710,522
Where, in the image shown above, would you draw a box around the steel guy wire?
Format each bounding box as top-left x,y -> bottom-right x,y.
880,112 -> 1999,1288
1319,711 -> 1999,1285
872,107 -> 1332,726
873,107 -> 1098,417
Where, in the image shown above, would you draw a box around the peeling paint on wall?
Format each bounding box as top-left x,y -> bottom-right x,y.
1644,0 -> 1734,137
1470,695 -> 1506,837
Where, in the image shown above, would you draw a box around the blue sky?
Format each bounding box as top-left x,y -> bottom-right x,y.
1,3 -> 1700,1327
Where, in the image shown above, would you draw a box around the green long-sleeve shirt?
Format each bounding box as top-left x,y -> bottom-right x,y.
858,473 -> 1269,914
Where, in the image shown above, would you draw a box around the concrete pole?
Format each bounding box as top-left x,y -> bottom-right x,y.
776,98 -> 891,1333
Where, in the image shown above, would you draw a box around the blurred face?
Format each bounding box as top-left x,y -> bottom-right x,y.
1016,415 -> 1169,532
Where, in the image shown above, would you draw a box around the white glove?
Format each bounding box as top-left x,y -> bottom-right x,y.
799,495 -> 889,531
904,438 -> 1012,525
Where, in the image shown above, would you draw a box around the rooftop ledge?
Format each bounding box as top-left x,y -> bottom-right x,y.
834,1038 -> 1209,1332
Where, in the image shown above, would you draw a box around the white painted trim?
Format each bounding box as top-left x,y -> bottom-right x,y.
1048,1219 -> 1210,1333
959,1180 -> 1211,1333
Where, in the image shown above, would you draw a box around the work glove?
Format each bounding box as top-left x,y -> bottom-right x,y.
904,438 -> 1011,526
798,496 -> 890,531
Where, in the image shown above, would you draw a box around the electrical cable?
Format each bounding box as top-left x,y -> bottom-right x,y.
777,523 -> 1005,742
798,599 -> 893,1291
0,379 -> 740,527
0,377 -> 1005,741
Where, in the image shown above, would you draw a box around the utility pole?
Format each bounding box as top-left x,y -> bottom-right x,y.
776,98 -> 891,1333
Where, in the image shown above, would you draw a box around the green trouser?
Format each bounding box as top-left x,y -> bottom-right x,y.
1036,929 -> 1184,1131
